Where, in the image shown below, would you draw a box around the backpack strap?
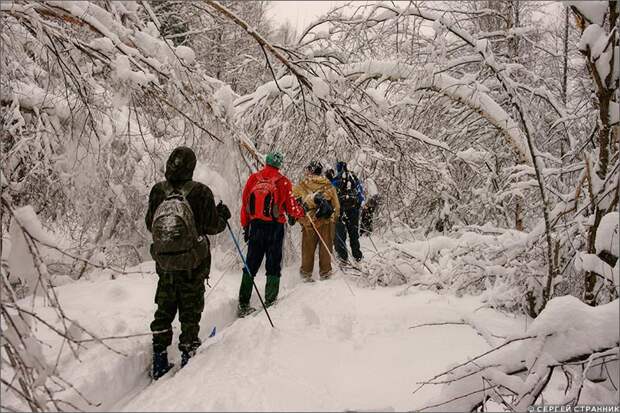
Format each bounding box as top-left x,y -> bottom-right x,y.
163,181 -> 196,198
178,181 -> 196,198
338,172 -> 350,192
349,172 -> 358,188
270,175 -> 282,190
162,181 -> 173,197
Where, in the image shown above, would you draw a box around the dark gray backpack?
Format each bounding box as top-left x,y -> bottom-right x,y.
151,182 -> 206,271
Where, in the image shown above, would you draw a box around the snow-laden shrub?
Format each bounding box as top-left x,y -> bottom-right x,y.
356,219 -> 617,317
0,199 -> 123,411
357,226 -> 544,313
416,296 -> 619,411
0,1 -> 243,276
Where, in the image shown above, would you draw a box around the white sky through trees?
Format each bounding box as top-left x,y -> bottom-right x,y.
267,1 -> 367,33
267,1 -> 562,34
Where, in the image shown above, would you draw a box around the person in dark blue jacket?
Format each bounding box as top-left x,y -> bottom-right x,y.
331,161 -> 364,263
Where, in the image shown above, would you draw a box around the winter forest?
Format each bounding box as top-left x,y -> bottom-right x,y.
1,0 -> 619,411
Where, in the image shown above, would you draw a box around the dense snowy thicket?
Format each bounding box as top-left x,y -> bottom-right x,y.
1,0 -> 618,411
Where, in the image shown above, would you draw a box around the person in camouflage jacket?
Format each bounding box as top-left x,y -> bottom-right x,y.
145,146 -> 230,379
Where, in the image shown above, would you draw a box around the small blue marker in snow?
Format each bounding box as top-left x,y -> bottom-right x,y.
209,326 -> 216,337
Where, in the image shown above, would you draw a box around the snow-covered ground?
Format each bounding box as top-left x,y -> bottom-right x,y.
3,253 -> 530,412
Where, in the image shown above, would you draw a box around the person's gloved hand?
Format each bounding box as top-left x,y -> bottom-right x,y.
315,199 -> 334,219
243,226 -> 250,243
314,192 -> 326,205
295,197 -> 307,211
216,202 -> 231,221
288,215 -> 296,226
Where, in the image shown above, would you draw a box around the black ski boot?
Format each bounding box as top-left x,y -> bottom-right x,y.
181,350 -> 195,368
237,303 -> 256,318
152,351 -> 173,380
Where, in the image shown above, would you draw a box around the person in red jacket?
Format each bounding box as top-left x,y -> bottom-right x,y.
237,151 -> 305,317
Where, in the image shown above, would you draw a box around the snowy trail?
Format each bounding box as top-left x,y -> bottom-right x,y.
113,269 -> 523,412
7,259 -> 526,411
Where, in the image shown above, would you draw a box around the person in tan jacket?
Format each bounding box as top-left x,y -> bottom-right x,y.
292,161 -> 340,281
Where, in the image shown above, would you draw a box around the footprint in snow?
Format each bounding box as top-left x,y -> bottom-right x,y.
113,319 -> 128,334
302,305 -> 320,326
107,285 -> 129,302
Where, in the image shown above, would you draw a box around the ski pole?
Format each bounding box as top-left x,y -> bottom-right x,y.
367,233 -> 380,254
226,222 -> 275,328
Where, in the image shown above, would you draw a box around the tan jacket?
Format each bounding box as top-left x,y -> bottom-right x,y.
293,175 -> 340,228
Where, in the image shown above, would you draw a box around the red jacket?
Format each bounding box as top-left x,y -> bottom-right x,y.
240,165 -> 305,227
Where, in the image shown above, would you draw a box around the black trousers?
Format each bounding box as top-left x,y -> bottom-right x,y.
335,208 -> 362,262
239,220 -> 285,306
244,220 -> 285,277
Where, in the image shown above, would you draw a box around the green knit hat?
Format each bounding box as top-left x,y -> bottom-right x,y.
265,151 -> 283,168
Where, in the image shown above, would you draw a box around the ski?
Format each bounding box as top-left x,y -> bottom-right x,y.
149,326 -> 217,382
338,262 -> 364,276
248,287 -> 297,318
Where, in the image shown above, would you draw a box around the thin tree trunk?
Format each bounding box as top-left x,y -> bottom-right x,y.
561,8 -> 569,106
572,3 -> 617,305
585,91 -> 611,305
560,7 -> 570,183
515,201 -> 523,231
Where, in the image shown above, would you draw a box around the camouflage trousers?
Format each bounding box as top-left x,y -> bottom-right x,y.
150,262 -> 207,353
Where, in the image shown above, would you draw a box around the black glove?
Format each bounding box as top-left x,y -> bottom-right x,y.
314,192 -> 326,205
315,199 -> 334,219
216,201 -> 231,221
296,197 -> 309,212
288,215 -> 296,226
243,226 -> 250,243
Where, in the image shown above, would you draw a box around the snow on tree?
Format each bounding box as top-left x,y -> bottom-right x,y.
1,0 -> 618,410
